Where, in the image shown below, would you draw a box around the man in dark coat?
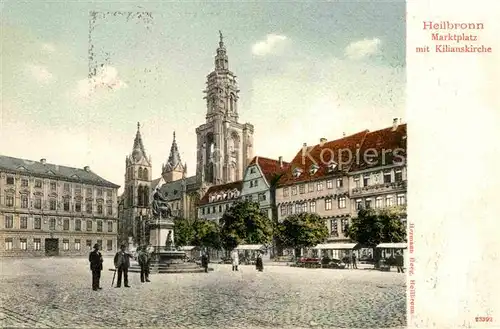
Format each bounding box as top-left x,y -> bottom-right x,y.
255,252 -> 264,272
138,246 -> 151,283
396,251 -> 405,273
201,252 -> 209,273
114,244 -> 133,287
88,243 -> 103,290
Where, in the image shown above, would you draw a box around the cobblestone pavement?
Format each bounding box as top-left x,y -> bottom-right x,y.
0,257 -> 405,329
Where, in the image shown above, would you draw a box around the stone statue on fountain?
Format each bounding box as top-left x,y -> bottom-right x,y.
152,188 -> 172,219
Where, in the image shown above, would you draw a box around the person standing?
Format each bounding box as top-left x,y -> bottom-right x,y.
89,243 -> 103,291
138,246 -> 151,283
352,252 -> 358,269
396,251 -> 405,273
231,249 -> 239,271
201,252 -> 209,273
114,244 -> 133,288
255,252 -> 264,272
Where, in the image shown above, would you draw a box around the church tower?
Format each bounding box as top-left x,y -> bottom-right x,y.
195,31 -> 254,186
162,131 -> 186,183
122,123 -> 152,244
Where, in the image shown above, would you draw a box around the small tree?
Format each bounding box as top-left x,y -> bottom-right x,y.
173,217 -> 195,247
192,219 -> 222,251
276,212 -> 329,256
220,201 -> 273,252
346,207 -> 407,267
347,207 -> 407,247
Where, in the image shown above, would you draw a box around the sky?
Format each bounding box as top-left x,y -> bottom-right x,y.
1,0 -> 406,194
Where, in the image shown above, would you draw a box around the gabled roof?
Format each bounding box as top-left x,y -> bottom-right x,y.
279,131 -> 368,187
0,155 -> 120,188
199,180 -> 243,205
248,156 -> 290,186
349,123 -> 407,172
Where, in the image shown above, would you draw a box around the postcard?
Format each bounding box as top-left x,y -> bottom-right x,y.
0,1 -> 498,328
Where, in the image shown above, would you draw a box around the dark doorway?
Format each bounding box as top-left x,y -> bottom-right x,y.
45,238 -> 59,256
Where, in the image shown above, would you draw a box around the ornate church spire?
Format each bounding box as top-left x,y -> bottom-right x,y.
131,122 -> 147,161
162,131 -> 185,182
167,131 -> 182,169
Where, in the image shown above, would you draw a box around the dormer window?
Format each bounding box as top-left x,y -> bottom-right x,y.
309,164 -> 319,175
327,161 -> 337,172
293,168 -> 303,178
209,194 -> 216,203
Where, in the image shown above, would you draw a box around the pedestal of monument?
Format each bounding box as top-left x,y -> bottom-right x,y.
128,217 -> 211,274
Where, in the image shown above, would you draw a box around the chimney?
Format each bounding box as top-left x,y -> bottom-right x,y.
392,118 -> 399,131
84,166 -> 90,172
278,156 -> 283,168
303,142 -> 307,147
40,158 -> 46,164
319,138 -> 327,144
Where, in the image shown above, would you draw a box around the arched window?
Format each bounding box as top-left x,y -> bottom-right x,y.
138,168 -> 143,180
143,168 -> 148,180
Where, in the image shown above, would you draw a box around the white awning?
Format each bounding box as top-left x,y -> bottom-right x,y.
236,244 -> 266,250
376,243 -> 407,249
179,246 -> 197,251
312,243 -> 358,250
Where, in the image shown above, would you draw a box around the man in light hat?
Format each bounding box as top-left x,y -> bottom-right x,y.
88,243 -> 103,290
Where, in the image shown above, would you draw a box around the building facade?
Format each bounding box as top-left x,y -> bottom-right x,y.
276,132 -> 367,242
0,155 -> 120,257
275,120 -> 408,257
240,156 -> 289,220
348,120 -> 407,216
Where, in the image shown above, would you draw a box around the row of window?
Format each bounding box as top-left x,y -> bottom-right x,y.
200,202 -> 233,215
3,237 -> 114,251
283,169 -> 404,197
280,196 -> 348,216
353,169 -> 403,188
2,196 -> 113,215
279,194 -> 406,217
4,176 -> 113,198
284,178 -> 343,197
355,194 -> 406,209
3,215 -> 114,232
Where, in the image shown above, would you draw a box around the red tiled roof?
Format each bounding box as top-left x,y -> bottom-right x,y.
349,123 -> 407,172
279,131 -> 369,186
198,180 -> 243,205
249,156 -> 290,186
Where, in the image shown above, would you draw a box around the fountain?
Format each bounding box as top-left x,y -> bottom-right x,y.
125,189 -> 211,273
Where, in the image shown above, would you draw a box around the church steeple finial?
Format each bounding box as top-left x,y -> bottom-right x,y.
215,30 -> 228,70
219,30 -> 224,47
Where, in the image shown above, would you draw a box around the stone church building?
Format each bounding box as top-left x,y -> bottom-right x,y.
118,33 -> 254,245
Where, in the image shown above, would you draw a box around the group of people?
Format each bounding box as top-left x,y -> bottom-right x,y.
88,244 -> 151,290
230,249 -> 264,272
89,245 -> 266,290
